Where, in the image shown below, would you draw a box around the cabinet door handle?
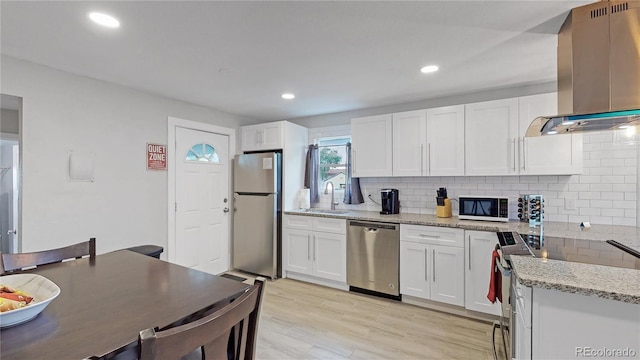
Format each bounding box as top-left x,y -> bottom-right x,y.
522,138 -> 526,171
424,248 -> 428,282
307,234 -> 311,260
512,138 -> 516,172
433,248 -> 436,282
428,143 -> 432,175
468,235 -> 471,270
421,144 -> 424,175
313,235 -> 316,261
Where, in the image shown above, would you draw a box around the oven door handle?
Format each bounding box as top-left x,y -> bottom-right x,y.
496,259 -> 511,277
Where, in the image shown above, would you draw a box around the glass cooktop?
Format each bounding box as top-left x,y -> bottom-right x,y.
497,231 -> 640,270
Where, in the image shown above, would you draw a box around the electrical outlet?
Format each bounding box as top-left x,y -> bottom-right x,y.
565,198 -> 576,211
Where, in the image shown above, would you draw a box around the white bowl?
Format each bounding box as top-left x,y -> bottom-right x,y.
0,273 -> 61,328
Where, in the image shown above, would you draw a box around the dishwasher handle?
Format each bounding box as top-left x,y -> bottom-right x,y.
348,221 -> 398,231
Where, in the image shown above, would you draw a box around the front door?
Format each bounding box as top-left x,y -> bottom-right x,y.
175,127 -> 229,275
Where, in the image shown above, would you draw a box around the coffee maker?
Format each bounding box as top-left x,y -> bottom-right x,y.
380,189 -> 399,215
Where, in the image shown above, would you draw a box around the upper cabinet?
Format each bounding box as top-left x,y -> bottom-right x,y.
518,93 -> 583,175
241,122 -> 283,151
359,106 -> 465,178
391,106 -> 465,177
427,105 -> 465,176
465,98 -> 520,176
350,92 -> 583,178
351,114 -> 393,177
466,93 -> 583,176
392,110 -> 427,177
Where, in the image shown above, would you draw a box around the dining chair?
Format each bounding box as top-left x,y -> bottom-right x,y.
139,277 -> 266,360
0,237 -> 96,274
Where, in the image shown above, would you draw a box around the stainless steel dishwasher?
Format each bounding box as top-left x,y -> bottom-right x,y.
347,220 -> 400,297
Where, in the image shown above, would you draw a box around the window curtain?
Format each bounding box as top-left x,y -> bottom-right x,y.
343,142 -> 364,204
304,144 -> 320,204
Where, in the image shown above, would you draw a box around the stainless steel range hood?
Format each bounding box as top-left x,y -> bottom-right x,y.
526,0 -> 640,137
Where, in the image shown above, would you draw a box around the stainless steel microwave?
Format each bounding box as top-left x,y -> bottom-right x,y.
458,196 -> 509,222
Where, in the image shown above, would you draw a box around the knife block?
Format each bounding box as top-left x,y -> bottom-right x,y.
436,198 -> 452,218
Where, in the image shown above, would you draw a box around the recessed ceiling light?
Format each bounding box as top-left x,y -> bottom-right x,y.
420,65 -> 439,74
281,93 -> 295,100
546,130 -> 558,135
561,121 -> 573,126
618,124 -> 630,129
88,12 -> 120,28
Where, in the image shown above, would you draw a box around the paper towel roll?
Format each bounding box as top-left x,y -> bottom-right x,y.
299,189 -> 311,209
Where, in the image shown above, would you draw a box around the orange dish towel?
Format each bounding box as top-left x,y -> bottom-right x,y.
487,249 -> 502,304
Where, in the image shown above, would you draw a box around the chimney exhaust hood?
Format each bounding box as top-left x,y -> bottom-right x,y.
526,0 -> 640,137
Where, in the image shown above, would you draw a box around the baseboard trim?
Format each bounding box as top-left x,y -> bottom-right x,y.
402,295 -> 500,323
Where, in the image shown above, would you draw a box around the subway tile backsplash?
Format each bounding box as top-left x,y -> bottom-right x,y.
308,125 -> 639,226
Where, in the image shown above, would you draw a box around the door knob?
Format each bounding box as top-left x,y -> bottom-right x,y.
223,208 -> 230,213
7,229 -> 16,235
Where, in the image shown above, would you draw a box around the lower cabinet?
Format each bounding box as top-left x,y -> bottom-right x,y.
511,284 -> 640,360
464,230 -> 502,316
283,215 -> 346,284
400,225 -> 465,307
514,279 -> 532,360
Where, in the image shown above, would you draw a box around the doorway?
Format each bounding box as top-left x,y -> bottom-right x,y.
167,117 -> 236,275
0,94 -> 22,253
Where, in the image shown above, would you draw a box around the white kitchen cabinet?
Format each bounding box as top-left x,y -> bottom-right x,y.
426,105 -> 465,176
400,225 -> 465,307
514,279 -> 532,360
431,245 -> 465,305
465,94 -> 583,176
528,287 -> 640,359
392,110 -> 427,176
465,98 -> 520,176
241,121 -> 283,151
464,230 -> 501,316
283,228 -> 313,275
312,231 -> 346,282
518,93 -> 583,175
283,215 -> 346,284
351,114 -> 393,177
400,241 -> 430,298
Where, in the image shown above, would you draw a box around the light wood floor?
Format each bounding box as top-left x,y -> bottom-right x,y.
254,278 -> 505,360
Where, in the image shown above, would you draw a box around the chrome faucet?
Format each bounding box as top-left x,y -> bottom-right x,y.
324,182 -> 339,210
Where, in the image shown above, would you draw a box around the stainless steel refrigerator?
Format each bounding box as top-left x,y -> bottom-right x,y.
233,152 -> 281,279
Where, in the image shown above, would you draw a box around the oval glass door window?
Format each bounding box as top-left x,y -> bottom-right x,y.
185,144 -> 220,163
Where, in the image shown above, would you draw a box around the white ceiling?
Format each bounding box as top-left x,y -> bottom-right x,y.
1,1 -> 592,122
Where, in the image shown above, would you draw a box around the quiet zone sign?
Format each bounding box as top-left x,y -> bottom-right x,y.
147,143 -> 167,171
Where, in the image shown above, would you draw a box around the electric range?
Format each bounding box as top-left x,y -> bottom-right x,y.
496,231 -> 640,270
491,230 -> 640,360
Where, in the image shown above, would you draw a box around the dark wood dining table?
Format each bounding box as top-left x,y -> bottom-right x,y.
0,250 -> 250,359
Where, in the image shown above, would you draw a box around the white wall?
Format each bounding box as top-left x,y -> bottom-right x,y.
289,82 -> 556,128
1,56 -> 256,254
309,125 -> 638,227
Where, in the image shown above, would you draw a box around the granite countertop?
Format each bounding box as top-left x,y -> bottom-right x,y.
286,208 -> 640,303
285,209 -> 640,244
509,256 -> 640,304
